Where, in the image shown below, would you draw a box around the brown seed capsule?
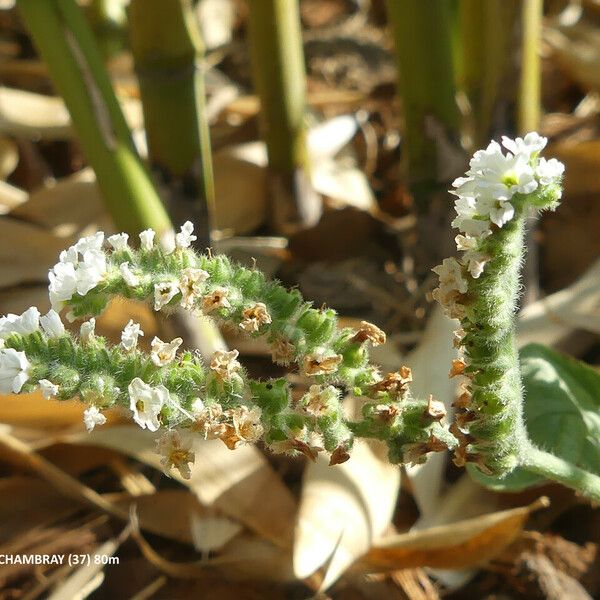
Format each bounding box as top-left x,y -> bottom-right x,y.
373,403 -> 399,422
449,358 -> 467,378
424,395 -> 446,420
452,390 -> 472,409
426,433 -> 449,453
329,445 -> 351,466
302,351 -> 343,377
370,367 -> 412,396
352,321 -> 386,346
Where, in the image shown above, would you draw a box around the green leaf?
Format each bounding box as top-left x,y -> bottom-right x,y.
470,343 -> 600,491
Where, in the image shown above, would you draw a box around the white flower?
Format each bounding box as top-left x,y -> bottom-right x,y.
451,196 -> 491,238
536,157 -> 565,185
210,349 -> 242,381
40,310 -> 65,338
83,406 -> 107,432
76,250 -> 107,295
0,348 -> 30,393
107,233 -> 129,251
59,246 -> 79,265
463,251 -> 488,279
501,132 -> 547,157
128,377 -> 167,431
179,268 -> 209,309
80,318 -> 96,344
151,336 -> 183,366
121,320 -> 144,352
39,379 -> 59,399
154,281 -> 179,311
191,397 -> 205,415
455,234 -> 477,251
432,258 -> 468,294
119,262 -> 140,287
75,232 -> 104,255
156,430 -> 195,479
455,140 -> 538,201
489,201 -> 515,228
0,307 -> 40,339
49,261 -> 78,309
139,229 -> 155,251
175,221 -> 197,249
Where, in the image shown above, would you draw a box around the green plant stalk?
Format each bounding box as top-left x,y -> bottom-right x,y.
522,445 -> 600,503
518,0 -> 543,133
128,0 -> 216,248
246,0 -> 320,232
458,0 -> 519,149
17,0 -> 171,237
385,0 -> 460,210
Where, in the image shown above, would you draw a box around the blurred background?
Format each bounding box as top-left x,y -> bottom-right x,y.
1,0 -> 600,598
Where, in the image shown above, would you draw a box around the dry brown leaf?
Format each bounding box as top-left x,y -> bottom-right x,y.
293,438 -> 400,589
0,86 -> 143,140
66,425 -> 297,549
352,497 -> 549,574
0,218 -> 69,287
0,136 -> 18,180
0,180 -> 27,214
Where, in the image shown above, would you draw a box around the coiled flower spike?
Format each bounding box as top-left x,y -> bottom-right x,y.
0,223 -> 456,477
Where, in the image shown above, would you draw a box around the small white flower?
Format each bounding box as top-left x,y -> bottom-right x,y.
119,262 -> 140,287
191,397 -> 205,415
107,233 -> 129,251
83,406 -> 107,432
179,268 -> 209,309
39,379 -> 59,399
432,257 -> 468,294
59,246 -> 79,265
463,252 -> 488,279
151,336 -> 183,366
128,377 -> 167,431
121,320 -> 144,352
75,232 -> 105,255
175,221 -> 197,249
501,132 -> 547,157
536,157 -> 565,185
154,281 -> 180,311
49,261 -> 78,309
455,234 -> 477,251
156,430 -> 195,479
80,318 -> 96,344
40,310 -> 65,338
0,348 -> 31,393
139,229 -> 155,251
0,307 -> 40,339
76,250 -> 107,295
489,201 -> 515,228
210,349 -> 241,381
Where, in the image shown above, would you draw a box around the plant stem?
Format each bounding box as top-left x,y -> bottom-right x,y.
523,445 -> 600,504
385,0 -> 461,210
246,0 -> 321,233
458,0 -> 519,149
518,0 -> 543,133
128,0 -> 216,249
16,0 -> 171,238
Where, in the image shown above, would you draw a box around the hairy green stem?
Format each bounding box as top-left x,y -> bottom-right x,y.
17,0 -> 171,237
128,0 -> 216,248
523,445 -> 600,503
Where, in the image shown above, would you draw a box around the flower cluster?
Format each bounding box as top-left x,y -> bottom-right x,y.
432,133 -> 565,476
0,221 -> 456,476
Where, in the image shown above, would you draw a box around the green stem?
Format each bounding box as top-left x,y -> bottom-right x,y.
518,0 -> 543,133
523,445 -> 600,504
246,0 -> 320,233
128,0 -> 216,248
17,0 -> 171,237
458,0 -> 519,149
385,0 -> 460,209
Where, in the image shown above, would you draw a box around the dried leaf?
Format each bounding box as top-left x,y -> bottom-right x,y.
67,425 -> 296,549
0,135 -> 18,180
293,438 -> 400,589
353,498 -> 549,573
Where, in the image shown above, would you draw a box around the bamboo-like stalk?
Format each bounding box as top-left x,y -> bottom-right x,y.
458,0 -> 519,149
385,0 -> 460,211
246,0 -> 321,234
128,0 -> 216,249
16,0 -> 171,238
518,0 -> 543,133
